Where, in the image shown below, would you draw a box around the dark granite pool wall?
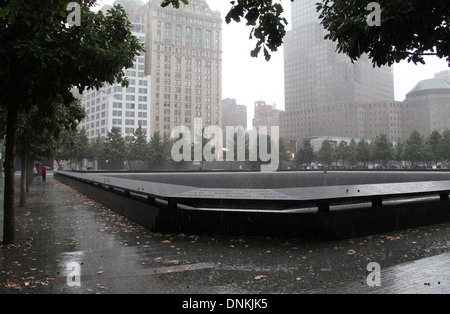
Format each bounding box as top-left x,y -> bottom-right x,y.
55,173 -> 160,231
55,171 -> 450,240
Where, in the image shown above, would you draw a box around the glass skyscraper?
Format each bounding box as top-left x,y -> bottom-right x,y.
281,0 -> 395,142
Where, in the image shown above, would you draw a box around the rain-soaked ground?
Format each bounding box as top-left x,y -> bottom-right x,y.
1,175 -> 449,294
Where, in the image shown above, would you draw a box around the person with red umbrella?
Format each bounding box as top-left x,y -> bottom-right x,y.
41,166 -> 49,182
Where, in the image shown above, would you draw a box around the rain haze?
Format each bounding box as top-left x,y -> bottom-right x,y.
3,0 -> 450,296
95,0 -> 450,128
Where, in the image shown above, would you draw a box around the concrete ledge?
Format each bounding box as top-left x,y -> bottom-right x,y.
55,171 -> 450,212
103,170 -> 450,189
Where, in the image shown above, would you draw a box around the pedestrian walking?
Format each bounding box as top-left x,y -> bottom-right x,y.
41,166 -> 47,182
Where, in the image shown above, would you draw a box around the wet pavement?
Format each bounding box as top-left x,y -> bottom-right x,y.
1,175 -> 450,294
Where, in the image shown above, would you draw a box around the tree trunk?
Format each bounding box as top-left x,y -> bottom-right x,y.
20,155 -> 27,207
20,134 -> 30,206
3,103 -> 19,245
27,158 -> 34,192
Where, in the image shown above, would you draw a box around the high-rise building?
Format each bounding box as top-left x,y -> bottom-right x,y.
120,0 -> 223,139
221,98 -> 247,144
222,98 -> 247,130
402,78 -> 450,137
79,23 -> 151,140
252,100 -> 282,135
281,0 -> 395,143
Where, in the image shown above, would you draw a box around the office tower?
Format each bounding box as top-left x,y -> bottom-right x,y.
222,98 -> 247,130
252,100 -> 281,135
282,0 -> 395,143
79,23 -> 151,140
402,78 -> 450,137
121,0 -> 223,138
222,98 -> 247,144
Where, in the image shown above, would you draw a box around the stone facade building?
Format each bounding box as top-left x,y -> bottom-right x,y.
222,98 -> 247,145
128,0 -> 223,138
80,0 -> 222,141
401,78 -> 450,138
252,100 -> 282,135
222,98 -> 247,130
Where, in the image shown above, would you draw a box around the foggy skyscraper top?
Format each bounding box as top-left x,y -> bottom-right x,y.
281,0 -> 396,142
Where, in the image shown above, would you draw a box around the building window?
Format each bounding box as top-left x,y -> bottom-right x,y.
175,25 -> 182,45
185,26 -> 192,46
165,23 -> 172,43
205,30 -> 211,49
195,28 -> 202,49
215,31 -> 220,49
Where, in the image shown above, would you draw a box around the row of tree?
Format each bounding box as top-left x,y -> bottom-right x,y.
56,126 -> 174,169
296,130 -> 450,167
54,128 -> 450,169
56,126 -> 292,168
55,126 -> 186,169
0,2 -> 144,244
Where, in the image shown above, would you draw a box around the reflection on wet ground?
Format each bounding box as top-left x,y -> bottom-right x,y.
1,177 -> 449,294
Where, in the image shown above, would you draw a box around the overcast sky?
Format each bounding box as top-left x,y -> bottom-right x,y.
96,0 -> 450,126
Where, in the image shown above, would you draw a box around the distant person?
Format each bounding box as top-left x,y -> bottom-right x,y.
41,167 -> 47,182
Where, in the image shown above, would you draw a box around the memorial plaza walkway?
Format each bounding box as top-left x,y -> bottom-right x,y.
1,174 -> 449,295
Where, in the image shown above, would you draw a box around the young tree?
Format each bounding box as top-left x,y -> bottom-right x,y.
318,140 -> 335,167
438,130 -> 450,164
162,136 -> 175,161
296,139 -> 316,166
371,134 -> 394,167
357,139 -> 371,166
395,139 -> 405,164
55,128 -> 89,170
148,132 -> 167,162
71,129 -> 90,169
129,126 -> 149,162
0,1 -> 144,244
335,140 -> 349,166
427,130 -> 443,165
278,137 -> 290,163
88,135 -> 105,170
104,127 -> 127,161
404,130 -> 426,165
347,138 -> 359,167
